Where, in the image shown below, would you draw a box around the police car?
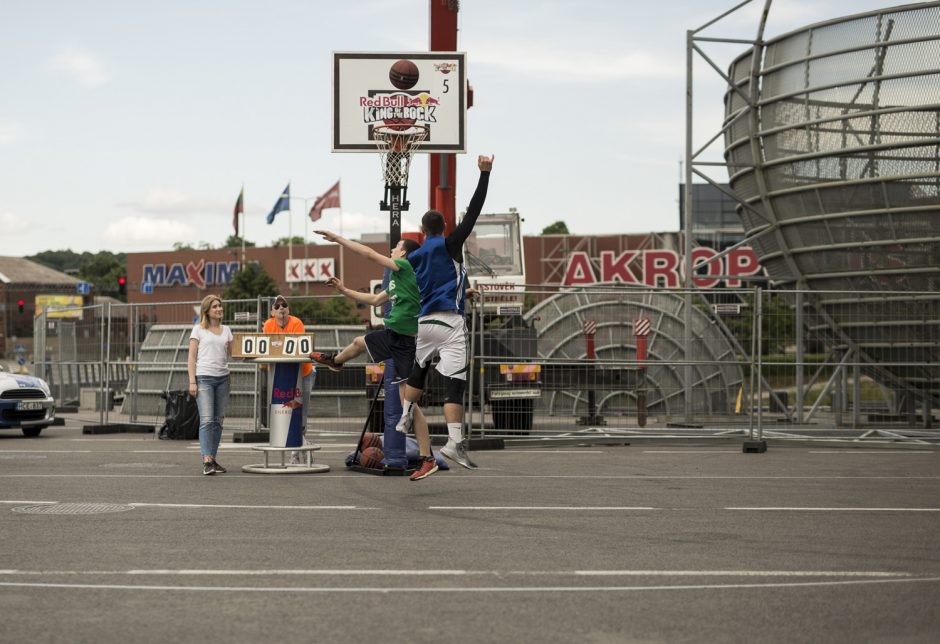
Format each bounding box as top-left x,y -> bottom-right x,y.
0,365 -> 56,437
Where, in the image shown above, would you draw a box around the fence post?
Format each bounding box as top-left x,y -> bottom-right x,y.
795,289 -> 804,424
103,300 -> 111,426
743,286 -> 767,452
578,319 -> 604,426
634,317 -> 651,428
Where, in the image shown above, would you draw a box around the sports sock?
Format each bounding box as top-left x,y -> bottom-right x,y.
401,400 -> 414,417
447,422 -> 462,444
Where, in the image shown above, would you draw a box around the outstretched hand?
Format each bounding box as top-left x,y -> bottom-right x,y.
478,155 -> 494,172
314,229 -> 339,243
326,276 -> 344,291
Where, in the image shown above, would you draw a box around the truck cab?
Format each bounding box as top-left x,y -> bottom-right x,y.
464,210 -> 541,432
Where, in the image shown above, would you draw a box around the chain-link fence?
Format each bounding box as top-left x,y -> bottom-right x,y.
30,288 -> 939,443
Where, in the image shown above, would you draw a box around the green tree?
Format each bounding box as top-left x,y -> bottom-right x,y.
172,242 -> 194,251
28,249 -> 85,274
721,291 -> 795,356
541,220 -> 570,234
222,263 -> 278,300
223,235 -> 256,249
290,296 -> 361,325
78,251 -> 127,300
272,236 -> 305,247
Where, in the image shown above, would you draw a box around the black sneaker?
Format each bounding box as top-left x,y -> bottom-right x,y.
202,461 -> 215,475
310,351 -> 342,372
212,460 -> 227,474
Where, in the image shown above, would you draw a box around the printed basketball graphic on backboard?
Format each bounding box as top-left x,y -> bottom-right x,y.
333,52 -> 466,152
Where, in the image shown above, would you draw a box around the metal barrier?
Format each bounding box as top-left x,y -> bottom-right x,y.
30,288 -> 939,444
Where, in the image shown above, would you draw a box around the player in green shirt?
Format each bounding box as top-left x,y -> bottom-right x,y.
310,230 -> 420,383
311,230 -> 431,468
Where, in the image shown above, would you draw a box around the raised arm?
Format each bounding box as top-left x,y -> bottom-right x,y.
446,155 -> 494,260
314,229 -> 398,271
325,277 -> 390,307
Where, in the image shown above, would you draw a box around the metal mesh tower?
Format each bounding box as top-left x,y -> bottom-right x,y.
723,3 -> 940,405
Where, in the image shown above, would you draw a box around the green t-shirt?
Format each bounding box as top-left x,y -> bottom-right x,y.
385,258 -> 419,336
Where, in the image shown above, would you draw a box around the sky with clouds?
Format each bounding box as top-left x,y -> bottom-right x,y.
0,0 -> 898,256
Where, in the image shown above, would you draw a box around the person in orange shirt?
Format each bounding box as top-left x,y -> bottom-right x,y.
263,294 -> 315,462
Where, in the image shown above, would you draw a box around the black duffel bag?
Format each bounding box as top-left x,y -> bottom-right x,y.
158,390 -> 200,440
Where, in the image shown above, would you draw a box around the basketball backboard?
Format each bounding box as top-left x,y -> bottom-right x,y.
332,51 -> 466,153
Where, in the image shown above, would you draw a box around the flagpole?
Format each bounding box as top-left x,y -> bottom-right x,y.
240,183 -> 246,268
303,196 -> 310,296
338,178 -> 344,279
288,180 -> 293,266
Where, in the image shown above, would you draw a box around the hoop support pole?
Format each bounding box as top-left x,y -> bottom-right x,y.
380,184 -> 409,250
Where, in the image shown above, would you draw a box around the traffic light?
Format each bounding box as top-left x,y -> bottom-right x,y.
118,276 -> 127,297
17,299 -> 24,314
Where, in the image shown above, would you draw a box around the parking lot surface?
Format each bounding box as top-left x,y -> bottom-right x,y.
1,419 -> 938,643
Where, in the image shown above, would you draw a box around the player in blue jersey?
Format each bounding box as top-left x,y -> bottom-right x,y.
396,154 -> 494,480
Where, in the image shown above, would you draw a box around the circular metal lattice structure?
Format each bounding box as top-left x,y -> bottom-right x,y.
723,2 -> 940,404
525,288 -> 744,422
12,503 -> 135,515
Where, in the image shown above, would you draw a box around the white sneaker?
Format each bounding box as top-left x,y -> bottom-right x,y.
395,408 -> 413,434
440,439 -> 478,469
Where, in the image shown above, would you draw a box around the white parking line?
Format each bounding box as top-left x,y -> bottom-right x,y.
429,506 -> 657,511
128,502 -> 367,510
727,507 -> 940,512
488,450 -> 605,454
808,450 -> 935,454
0,568 -> 911,578
0,450 -> 93,453
643,450 -> 739,453
1,576 -> 938,594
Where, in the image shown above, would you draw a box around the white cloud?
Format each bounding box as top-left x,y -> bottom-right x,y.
0,212 -> 28,233
103,217 -> 196,246
119,189 -> 226,215
0,121 -> 25,145
312,210 -> 420,240
472,45 -> 683,81
50,48 -> 109,86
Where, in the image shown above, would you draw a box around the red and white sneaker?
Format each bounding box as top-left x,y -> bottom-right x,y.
409,456 -> 438,481
309,351 -> 342,372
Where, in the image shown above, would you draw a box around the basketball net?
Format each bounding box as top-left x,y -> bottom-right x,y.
373,124 -> 428,188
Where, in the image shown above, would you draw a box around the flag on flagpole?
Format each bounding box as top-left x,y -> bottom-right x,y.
309,180 -> 341,222
233,186 -> 244,236
266,182 -> 290,224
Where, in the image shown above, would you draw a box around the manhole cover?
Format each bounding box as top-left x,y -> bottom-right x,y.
99,462 -> 177,469
0,454 -> 47,460
12,503 -> 135,515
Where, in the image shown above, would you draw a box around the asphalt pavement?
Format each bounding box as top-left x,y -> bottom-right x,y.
1,418 -> 938,644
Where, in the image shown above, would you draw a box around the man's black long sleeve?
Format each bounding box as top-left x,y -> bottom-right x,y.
445,170 -> 490,262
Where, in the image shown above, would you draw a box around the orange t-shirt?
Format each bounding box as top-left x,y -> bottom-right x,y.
263,315 -> 313,377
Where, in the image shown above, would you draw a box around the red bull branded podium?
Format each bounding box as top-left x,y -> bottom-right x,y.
232,332 -> 329,474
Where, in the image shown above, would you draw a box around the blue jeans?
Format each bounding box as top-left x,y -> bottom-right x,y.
196,374 -> 230,458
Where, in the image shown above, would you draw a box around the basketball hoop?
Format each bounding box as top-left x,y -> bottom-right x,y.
373,124 -> 428,188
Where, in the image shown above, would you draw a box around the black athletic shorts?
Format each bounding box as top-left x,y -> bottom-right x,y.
364,328 -> 416,382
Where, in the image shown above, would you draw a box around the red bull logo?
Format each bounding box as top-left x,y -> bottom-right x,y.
280,399 -> 302,410
360,91 -> 439,124
273,386 -> 301,399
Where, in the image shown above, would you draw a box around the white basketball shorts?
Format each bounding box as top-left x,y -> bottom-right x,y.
414,312 -> 469,380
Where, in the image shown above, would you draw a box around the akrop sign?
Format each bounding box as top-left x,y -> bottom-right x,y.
561,247 -> 762,288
